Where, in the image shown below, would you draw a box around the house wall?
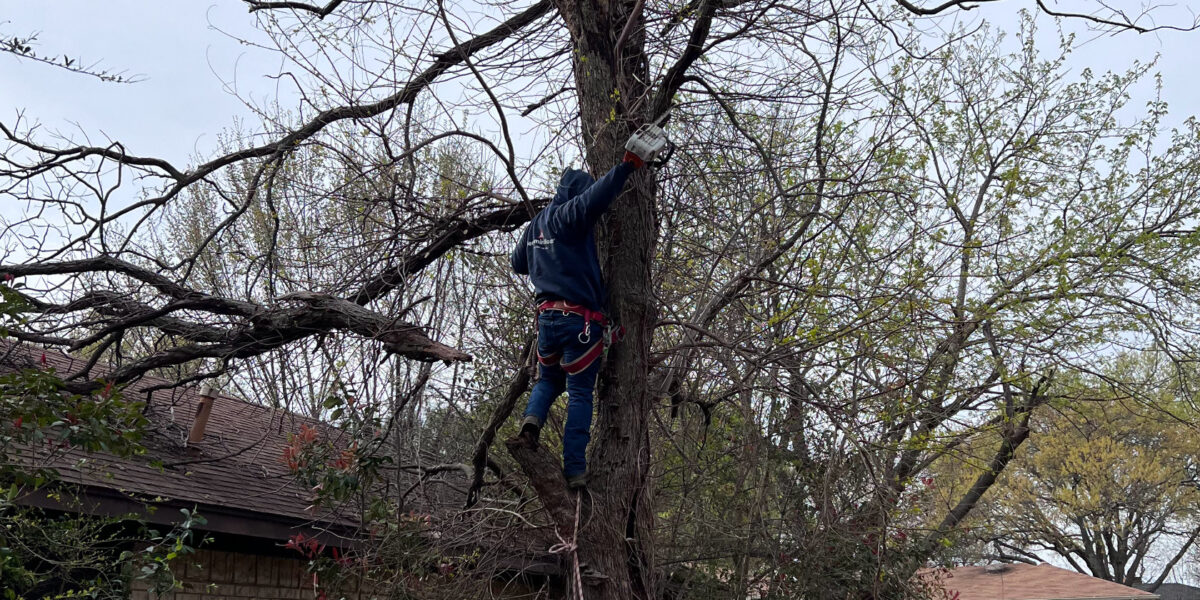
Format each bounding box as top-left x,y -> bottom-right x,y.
129,548 -> 552,599
130,548 -> 378,600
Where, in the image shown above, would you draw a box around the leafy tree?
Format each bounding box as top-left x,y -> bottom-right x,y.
932,352 -> 1200,591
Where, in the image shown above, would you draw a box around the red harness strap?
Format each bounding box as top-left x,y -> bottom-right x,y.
536,300 -> 624,374
560,325 -> 623,374
537,300 -> 610,327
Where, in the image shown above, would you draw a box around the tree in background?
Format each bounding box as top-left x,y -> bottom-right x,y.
930,352 -> 1200,591
646,13 -> 1200,596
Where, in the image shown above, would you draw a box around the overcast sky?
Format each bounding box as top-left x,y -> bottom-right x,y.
1,1 -> 280,165
2,2 -> 1199,173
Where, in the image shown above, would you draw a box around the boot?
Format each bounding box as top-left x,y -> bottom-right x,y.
510,415 -> 541,450
565,472 -> 587,490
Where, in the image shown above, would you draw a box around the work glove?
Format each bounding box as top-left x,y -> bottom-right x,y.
623,150 -> 645,169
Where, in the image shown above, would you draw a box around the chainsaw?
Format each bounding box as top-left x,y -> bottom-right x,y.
624,108 -> 676,168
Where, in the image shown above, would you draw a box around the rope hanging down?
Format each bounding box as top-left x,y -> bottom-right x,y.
549,492 -> 585,600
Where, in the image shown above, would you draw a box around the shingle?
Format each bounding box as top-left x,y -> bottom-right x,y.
3,344 -> 352,524
940,563 -> 1158,600
1136,584 -> 1200,600
2,343 -> 557,557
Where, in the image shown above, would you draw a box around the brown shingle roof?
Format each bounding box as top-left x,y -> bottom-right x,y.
2,343 -> 353,527
940,564 -> 1158,600
2,343 -> 562,567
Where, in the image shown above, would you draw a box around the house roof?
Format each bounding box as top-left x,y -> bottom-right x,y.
0,342 -> 564,572
939,563 -> 1158,600
0,342 -> 404,542
1136,584 -> 1200,600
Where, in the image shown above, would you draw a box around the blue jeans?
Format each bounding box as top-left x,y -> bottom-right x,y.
523,311 -> 603,478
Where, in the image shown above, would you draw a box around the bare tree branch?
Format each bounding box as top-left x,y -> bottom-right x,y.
894,0 -> 1199,32
1033,0 -> 1198,33
351,199 -> 545,305
466,335 -> 534,508
1,0 -> 555,212
244,0 -> 347,18
894,0 -> 996,16
0,30 -> 142,83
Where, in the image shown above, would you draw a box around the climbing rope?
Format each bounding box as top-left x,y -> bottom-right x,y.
549,492 -> 585,600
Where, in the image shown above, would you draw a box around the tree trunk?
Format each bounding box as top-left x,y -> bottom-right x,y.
507,2 -> 658,599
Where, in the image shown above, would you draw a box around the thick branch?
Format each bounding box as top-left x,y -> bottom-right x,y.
265,292 -> 471,362
1147,527 -> 1200,591
351,199 -> 546,305
1,257 -> 256,316
651,0 -> 718,120
44,291 -> 230,344
244,0 -> 346,17
29,290 -> 470,393
930,378 -> 1046,536
466,336 -> 534,508
504,438 -> 575,527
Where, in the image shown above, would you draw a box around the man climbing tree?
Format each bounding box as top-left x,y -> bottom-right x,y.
508,147 -> 651,490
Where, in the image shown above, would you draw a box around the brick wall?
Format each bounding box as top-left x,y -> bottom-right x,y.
130,548 -> 378,600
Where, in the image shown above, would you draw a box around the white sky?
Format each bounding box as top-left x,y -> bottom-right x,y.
2,2 -> 1198,172
0,1 -> 280,166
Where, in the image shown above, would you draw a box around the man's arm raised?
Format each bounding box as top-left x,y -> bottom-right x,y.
551,160 -> 636,234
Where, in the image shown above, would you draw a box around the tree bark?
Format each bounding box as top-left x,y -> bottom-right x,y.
504,1 -> 659,598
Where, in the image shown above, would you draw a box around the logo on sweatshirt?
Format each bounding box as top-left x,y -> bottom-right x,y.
529,228 -> 555,249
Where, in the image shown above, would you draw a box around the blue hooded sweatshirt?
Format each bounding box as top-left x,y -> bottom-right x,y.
511,162 -> 634,312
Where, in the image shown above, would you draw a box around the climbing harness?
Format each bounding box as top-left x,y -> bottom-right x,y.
550,492 -> 586,600
536,300 -> 625,374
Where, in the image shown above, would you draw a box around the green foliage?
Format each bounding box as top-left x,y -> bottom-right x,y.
0,366 -> 148,489
650,12 -> 1200,596
0,497 -> 129,600
933,352 -> 1200,583
0,284 -> 207,598
126,508 -> 211,596
0,497 -> 210,600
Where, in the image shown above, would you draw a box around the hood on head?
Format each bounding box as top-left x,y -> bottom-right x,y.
553,168 -> 594,205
